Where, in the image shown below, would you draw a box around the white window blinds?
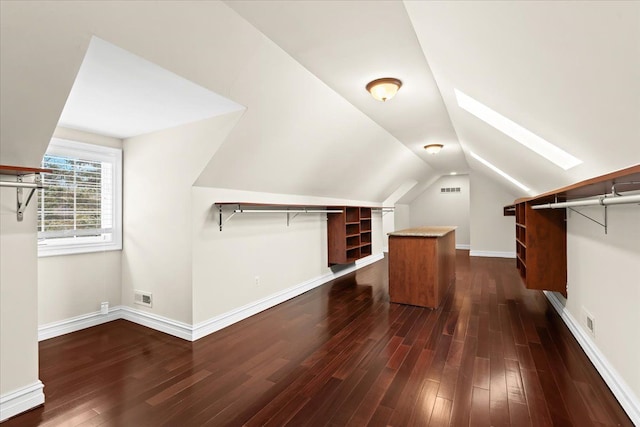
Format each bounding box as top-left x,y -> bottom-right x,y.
38,155 -> 113,238
37,138 -> 122,256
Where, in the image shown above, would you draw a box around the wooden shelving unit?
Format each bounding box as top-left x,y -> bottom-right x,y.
328,206 -> 373,265
505,164 -> 640,296
514,202 -> 566,294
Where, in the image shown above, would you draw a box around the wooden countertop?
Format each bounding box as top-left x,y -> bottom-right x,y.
388,226 -> 457,237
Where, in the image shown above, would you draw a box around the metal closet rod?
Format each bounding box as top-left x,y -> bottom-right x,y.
234,209 -> 343,213
0,181 -> 42,189
532,194 -> 640,210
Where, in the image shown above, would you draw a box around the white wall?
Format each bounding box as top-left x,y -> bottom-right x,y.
191,187 -> 382,324
38,128 -> 123,326
0,187 -> 40,398
122,112 -> 244,324
408,175 -> 470,247
469,172 -> 518,257
563,204 -> 640,406
394,204 -> 411,230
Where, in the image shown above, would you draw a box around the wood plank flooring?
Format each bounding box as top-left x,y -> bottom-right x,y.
3,252 -> 632,426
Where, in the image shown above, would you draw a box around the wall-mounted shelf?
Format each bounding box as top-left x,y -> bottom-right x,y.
0,165 -> 50,221
213,202 -> 344,231
327,206 -> 374,265
504,164 -> 640,295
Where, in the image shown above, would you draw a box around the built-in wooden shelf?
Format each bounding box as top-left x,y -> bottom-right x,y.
328,206 -> 374,265
0,165 -> 51,176
504,164 -> 640,296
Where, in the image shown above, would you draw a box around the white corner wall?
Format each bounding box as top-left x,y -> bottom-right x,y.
122,112 -> 244,324
408,175 -> 470,247
191,187 -> 383,325
38,128 -> 123,327
469,172 -> 518,257
562,204 -> 640,419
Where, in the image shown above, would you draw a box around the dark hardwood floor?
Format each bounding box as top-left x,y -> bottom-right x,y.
3,252 -> 632,426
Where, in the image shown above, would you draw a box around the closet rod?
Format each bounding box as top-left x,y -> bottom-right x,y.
234,209 -> 343,214
532,194 -> 640,210
0,181 -> 42,189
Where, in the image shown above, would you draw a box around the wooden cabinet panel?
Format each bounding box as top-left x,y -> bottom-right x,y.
388,228 -> 456,309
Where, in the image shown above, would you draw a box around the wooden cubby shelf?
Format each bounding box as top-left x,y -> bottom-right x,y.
328,206 -> 375,265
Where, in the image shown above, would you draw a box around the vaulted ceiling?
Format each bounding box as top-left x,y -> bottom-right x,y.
1,1 -> 638,203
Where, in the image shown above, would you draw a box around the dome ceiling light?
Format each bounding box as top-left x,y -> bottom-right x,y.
424,144 -> 444,154
366,78 -> 402,102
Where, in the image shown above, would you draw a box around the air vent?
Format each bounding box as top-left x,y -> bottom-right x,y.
440,187 -> 461,193
134,290 -> 152,307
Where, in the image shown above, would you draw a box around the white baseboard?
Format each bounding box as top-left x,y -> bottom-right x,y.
192,252 -> 384,340
469,250 -> 516,258
118,306 -> 193,341
0,381 -> 44,422
544,291 -> 640,425
38,253 -> 385,343
456,244 -> 471,250
38,310 -> 120,341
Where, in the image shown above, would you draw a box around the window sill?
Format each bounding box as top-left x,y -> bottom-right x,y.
38,243 -> 122,258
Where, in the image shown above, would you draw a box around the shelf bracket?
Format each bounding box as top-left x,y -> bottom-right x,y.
216,204 -> 238,231
612,181 -> 640,196
15,176 -> 40,222
286,212 -> 300,227
568,206 -> 608,234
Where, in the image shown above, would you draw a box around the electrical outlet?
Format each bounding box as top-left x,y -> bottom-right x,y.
255,276 -> 260,286
100,301 -> 109,315
582,307 -> 595,337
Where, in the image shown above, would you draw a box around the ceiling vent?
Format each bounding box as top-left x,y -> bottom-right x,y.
440,187 -> 461,193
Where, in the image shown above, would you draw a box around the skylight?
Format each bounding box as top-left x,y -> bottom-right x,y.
470,151 -> 530,193
455,89 -> 582,170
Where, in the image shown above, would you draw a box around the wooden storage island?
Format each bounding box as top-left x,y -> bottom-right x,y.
388,226 -> 456,309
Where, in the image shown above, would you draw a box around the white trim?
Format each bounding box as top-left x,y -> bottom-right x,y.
456,244 -> 471,250
544,291 -> 640,425
0,381 -> 45,422
469,250 -> 516,258
38,253 -> 386,343
117,306 -> 193,341
192,252 -> 384,340
38,309 -> 119,341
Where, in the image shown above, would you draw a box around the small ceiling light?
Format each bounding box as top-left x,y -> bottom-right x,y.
423,144 -> 444,154
450,172 -> 457,175
366,78 -> 402,102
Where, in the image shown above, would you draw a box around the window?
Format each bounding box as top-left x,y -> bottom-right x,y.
38,138 -> 122,256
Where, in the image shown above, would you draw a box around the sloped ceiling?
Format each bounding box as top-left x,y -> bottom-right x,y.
0,1 -> 434,203
224,0 -> 468,176
405,1 -> 640,196
227,0 -> 640,198
1,1 -> 638,202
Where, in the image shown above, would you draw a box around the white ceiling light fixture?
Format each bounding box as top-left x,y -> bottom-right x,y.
455,89 -> 582,170
470,151 -> 531,193
366,78 -> 402,102
423,143 -> 443,154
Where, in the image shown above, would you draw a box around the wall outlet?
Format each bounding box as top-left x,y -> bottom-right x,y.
582,307 -> 595,337
255,276 -> 260,286
100,301 -> 109,315
134,290 -> 153,308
